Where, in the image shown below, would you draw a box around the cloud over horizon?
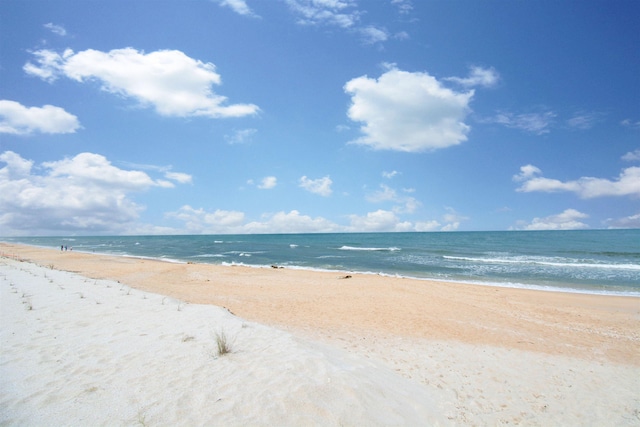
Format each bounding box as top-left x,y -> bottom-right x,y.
0,151 -> 189,235
514,165 -> 640,199
512,208 -> 590,231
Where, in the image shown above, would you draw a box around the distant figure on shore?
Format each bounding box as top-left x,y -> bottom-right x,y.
61,245 -> 64,251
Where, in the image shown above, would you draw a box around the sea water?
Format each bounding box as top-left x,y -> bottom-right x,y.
4,230 -> 639,296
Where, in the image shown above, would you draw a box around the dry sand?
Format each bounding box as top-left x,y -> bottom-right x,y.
1,242 -> 639,425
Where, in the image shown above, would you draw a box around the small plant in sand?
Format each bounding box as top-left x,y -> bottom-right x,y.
136,408 -> 149,427
23,297 -> 33,311
215,330 -> 232,356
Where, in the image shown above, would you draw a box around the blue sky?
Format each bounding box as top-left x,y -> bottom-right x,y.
1,0 -> 639,236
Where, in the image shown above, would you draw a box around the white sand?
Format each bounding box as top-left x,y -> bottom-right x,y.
1,257 -> 639,426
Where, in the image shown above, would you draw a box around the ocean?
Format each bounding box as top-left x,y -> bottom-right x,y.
4,230 -> 639,296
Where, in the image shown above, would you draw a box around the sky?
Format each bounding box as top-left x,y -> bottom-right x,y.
0,0 -> 639,236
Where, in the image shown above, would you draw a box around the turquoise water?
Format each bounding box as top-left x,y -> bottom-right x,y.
4,230 -> 639,296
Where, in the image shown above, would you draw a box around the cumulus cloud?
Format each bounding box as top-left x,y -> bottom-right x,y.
441,207 -> 468,231
166,205 -> 246,234
359,26 -> 389,44
621,149 -> 640,162
488,111 -> 556,135
513,209 -> 590,231
169,207 -> 340,234
24,47 -> 259,119
258,176 -> 277,189
44,23 -> 67,36
244,210 -> 340,233
169,204 -> 462,234
347,209 -> 413,232
0,151 -> 188,235
299,175 -> 333,196
344,66 -> 473,152
366,184 -> 419,213
213,0 -> 257,16
604,213 -> 640,229
514,164 -> 640,198
0,100 -> 80,135
444,66 -> 499,88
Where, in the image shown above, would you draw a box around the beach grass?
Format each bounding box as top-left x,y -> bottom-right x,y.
215,330 -> 232,356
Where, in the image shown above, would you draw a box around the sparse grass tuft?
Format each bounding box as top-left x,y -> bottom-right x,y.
215,330 -> 232,356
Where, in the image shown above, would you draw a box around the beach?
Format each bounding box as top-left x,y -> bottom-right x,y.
1,242 -> 639,425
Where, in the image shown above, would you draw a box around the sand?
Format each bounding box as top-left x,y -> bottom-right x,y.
1,242 -> 639,426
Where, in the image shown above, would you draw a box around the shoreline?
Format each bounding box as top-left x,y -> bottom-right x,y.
2,242 -> 639,366
5,241 -> 640,298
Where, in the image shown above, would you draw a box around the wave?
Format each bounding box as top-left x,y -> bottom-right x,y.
338,246 -> 401,252
443,255 -> 640,271
192,254 -> 226,258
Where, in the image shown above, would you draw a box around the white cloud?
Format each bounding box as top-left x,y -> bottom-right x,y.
258,176 -> 277,189
169,207 -> 340,234
225,128 -> 257,144
44,23 -> 67,36
347,209 -> 413,232
393,31 -> 410,40
244,210 -> 340,233
164,171 -> 193,184
344,66 -> 473,152
621,149 -> 640,162
391,0 -> 413,14
0,151 -> 188,235
0,100 -> 80,135
382,170 -> 398,179
566,111 -> 602,130
604,213 -> 640,229
24,48 -> 259,119
284,0 -> 360,28
441,207 -> 467,231
366,184 -> 419,213
414,220 -> 442,231
213,0 -> 258,16
489,111 -> 556,135
167,205 -> 246,234
513,209 -> 590,231
166,203 -> 467,234
514,164 -> 640,198
299,175 -> 333,196
445,66 -> 499,88
621,119 -> 640,129
359,26 -> 389,44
